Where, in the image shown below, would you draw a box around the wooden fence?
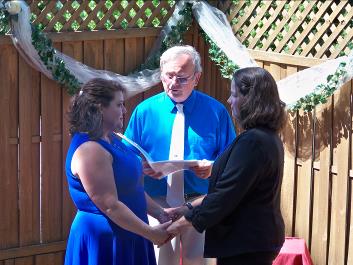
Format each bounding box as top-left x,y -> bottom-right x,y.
1,1 -> 353,265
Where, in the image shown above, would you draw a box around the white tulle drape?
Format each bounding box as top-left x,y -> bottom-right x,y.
278,53 -> 353,106
11,1 -> 161,99
6,0 -> 353,106
189,1 -> 353,106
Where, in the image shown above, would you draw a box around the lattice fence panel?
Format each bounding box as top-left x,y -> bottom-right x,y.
27,0 -> 175,32
218,0 -> 353,59
3,1 -> 353,59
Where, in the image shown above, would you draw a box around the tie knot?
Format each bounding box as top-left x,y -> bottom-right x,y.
176,104 -> 183,113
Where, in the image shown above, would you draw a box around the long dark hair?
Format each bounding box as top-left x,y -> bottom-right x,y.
232,67 -> 286,132
68,78 -> 125,139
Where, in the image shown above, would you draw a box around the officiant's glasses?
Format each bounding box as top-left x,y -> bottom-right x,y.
162,73 -> 195,85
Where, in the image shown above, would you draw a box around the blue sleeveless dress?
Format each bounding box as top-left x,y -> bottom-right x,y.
64,132 -> 156,265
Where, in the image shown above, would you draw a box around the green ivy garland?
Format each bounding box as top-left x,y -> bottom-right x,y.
290,62 -> 348,112
200,30 -> 239,79
16,2 -> 193,95
31,24 -> 82,95
0,1 -> 351,111
0,8 -> 9,34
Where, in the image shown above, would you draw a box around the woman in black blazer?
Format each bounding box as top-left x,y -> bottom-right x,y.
167,67 -> 286,265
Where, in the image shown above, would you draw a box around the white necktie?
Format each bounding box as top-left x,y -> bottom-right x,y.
166,104 -> 185,207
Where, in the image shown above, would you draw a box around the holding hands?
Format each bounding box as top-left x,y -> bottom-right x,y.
151,205 -> 191,246
148,220 -> 173,246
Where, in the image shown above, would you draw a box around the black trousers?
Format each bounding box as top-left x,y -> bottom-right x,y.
217,251 -> 278,265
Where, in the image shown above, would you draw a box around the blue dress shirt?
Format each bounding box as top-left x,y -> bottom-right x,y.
124,90 -> 236,197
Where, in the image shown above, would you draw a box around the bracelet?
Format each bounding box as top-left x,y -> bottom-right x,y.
183,201 -> 193,210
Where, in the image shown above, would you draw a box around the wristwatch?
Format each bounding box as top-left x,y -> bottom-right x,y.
183,201 -> 193,210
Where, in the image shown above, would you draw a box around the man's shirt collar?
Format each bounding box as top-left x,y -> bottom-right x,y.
164,90 -> 197,114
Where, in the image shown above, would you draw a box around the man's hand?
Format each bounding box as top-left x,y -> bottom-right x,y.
142,160 -> 163,179
190,159 -> 213,179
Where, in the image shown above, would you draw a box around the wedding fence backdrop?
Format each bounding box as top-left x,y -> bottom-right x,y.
0,1 -> 353,265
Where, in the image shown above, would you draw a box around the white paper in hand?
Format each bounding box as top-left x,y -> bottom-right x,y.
115,132 -> 213,178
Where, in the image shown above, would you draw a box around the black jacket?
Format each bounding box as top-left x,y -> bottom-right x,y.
185,127 -> 285,258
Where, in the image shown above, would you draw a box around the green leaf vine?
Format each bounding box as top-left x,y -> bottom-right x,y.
0,0 -> 13,34
31,24 -> 81,95
289,62 -> 348,112
1,1 -> 351,111
200,30 -> 239,79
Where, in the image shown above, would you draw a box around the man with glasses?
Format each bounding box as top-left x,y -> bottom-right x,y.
125,45 -> 235,265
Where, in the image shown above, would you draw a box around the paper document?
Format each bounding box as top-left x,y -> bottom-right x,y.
115,132 -> 213,177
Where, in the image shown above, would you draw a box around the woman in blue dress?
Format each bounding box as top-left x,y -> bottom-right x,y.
65,78 -> 171,265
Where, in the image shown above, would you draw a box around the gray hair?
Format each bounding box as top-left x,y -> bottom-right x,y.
160,45 -> 202,73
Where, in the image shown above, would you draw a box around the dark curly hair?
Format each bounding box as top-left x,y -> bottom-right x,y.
232,67 -> 286,132
68,78 -> 125,139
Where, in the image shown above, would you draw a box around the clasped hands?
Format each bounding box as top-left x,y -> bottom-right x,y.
151,205 -> 190,247
143,160 -> 209,247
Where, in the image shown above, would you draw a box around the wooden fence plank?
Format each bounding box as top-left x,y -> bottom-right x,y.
197,34 -> 205,93
124,38 -> 143,124
280,65 -> 298,236
134,36 -> 146,106
219,70 -> 231,108
270,63 -> 281,81
103,38 -> 135,131
61,41 -> 82,238
0,242 -> 65,261
14,257 -> 33,265
4,259 -> 14,265
0,45 -> 19,249
202,41 -> 212,97
295,109 -> 313,244
348,178 -> 353,265
328,82 -> 351,265
310,101 -> 332,265
83,40 -> 104,70
281,110 -> 297,237
104,39 -> 124,75
18,54 -> 41,246
40,43 -> 63,243
35,252 -> 63,265
142,36 -> 162,100
208,58 -> 217,99
348,81 -> 353,265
